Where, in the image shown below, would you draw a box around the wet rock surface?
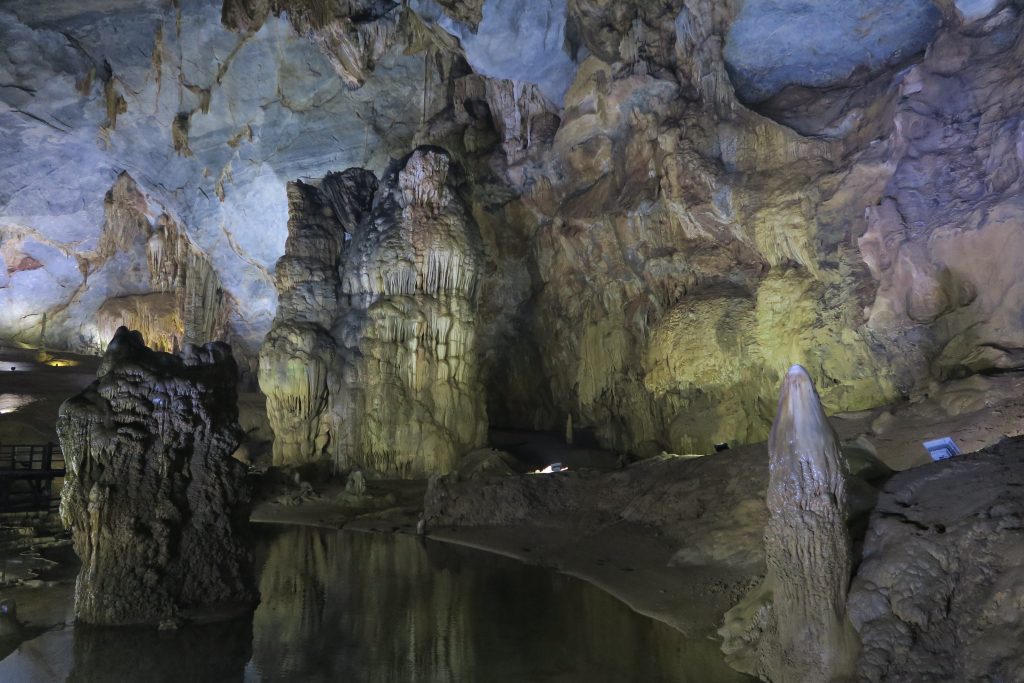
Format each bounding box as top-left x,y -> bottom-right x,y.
57,327 -> 256,625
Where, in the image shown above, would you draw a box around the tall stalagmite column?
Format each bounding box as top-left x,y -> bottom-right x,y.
259,147 -> 486,475
58,327 -> 256,625
259,170 -> 378,466
333,147 -> 488,476
720,365 -> 858,682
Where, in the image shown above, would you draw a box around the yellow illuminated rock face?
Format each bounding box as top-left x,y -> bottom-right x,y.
332,148 -> 488,477
261,147 -> 486,475
91,174 -> 227,355
259,177 -> 357,467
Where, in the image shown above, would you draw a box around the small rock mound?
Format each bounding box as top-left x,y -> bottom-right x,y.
848,436 -> 1024,681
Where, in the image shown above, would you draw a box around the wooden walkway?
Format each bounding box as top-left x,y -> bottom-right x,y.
0,443 -> 65,512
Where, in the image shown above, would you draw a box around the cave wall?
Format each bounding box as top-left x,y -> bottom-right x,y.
5,0 -> 1024,459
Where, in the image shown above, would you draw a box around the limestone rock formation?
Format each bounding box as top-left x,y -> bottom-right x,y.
848,437 -> 1024,681
332,147 -> 487,476
10,0 -> 1024,462
410,0 -> 579,105
724,0 -> 942,103
57,326 -> 256,625
854,19 -> 1024,382
221,0 -> 403,88
258,174 -> 371,466
0,1 -> 445,359
720,365 -> 858,682
260,146 -> 487,474
93,174 -> 229,356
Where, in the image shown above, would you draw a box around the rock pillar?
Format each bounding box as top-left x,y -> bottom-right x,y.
58,327 -> 256,625
720,364 -> 858,682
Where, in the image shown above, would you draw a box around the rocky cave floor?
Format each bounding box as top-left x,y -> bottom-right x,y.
2,350 -> 1024,678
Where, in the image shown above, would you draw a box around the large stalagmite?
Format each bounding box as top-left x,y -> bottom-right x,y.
260,146 -> 487,475
258,173 -> 375,467
720,365 -> 858,682
58,327 -> 256,625
333,147 -> 487,476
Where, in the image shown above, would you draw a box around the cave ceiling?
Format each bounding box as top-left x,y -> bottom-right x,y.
2,0 -> 1023,455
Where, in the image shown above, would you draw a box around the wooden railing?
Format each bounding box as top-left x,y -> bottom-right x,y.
0,443 -> 65,512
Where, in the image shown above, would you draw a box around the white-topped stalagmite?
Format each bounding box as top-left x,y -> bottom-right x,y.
720,364 -> 858,682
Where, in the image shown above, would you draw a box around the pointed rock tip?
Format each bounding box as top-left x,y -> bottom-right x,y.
785,364 -> 811,380
778,364 -> 822,407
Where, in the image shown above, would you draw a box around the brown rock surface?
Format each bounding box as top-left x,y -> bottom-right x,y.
848,437 -> 1024,682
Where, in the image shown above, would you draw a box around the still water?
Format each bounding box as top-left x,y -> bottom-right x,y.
0,526 -> 750,682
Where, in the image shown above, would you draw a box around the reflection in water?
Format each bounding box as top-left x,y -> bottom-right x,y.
68,619 -> 253,683
0,526 -> 750,682
250,526 -> 749,683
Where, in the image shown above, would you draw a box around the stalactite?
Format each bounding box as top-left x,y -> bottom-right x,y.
266,0 -> 402,89
96,293 -> 181,353
97,176 -> 227,351
97,173 -> 152,259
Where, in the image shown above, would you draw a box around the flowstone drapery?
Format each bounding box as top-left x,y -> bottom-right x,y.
260,146 -> 487,475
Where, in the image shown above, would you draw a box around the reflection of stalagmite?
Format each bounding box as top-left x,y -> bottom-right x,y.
250,529 -> 471,681
68,619 -> 253,683
252,526 -> 332,678
720,365 -> 858,682
58,327 -> 256,625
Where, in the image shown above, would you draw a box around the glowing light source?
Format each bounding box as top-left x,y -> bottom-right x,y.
0,394 -> 39,415
923,437 -> 960,461
529,462 -> 568,475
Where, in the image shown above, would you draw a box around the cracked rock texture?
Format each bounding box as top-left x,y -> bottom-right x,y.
57,326 -> 255,625
260,147 -> 486,475
847,437 -> 1024,682
7,1 -> 1024,459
